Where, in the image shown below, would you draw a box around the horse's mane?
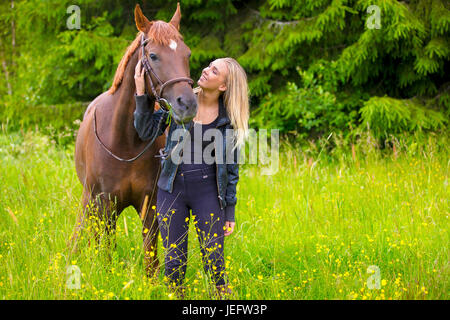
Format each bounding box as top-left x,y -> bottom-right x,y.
108,21 -> 183,94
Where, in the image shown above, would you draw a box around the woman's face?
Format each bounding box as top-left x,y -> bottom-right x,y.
197,59 -> 228,92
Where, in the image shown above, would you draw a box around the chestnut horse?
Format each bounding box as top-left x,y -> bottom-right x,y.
72,4 -> 197,277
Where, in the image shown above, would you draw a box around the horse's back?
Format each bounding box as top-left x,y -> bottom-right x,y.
83,91 -> 111,121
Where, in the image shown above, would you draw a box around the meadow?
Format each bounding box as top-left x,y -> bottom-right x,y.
0,126 -> 448,300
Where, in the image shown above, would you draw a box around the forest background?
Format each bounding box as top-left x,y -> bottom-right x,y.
0,0 -> 448,149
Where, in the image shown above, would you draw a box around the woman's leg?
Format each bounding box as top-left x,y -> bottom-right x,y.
156,175 -> 191,287
184,167 -> 227,286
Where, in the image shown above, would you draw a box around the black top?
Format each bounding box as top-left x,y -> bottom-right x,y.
133,93 -> 238,222
178,115 -> 219,172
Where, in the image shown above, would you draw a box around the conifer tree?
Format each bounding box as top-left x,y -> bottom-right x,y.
0,0 -> 448,141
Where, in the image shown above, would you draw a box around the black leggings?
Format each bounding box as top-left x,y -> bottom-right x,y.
156,165 -> 227,286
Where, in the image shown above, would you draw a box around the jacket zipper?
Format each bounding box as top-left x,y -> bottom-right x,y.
215,124 -> 224,210
169,137 -> 182,193
171,163 -> 179,193
170,123 -> 192,193
216,161 -> 224,210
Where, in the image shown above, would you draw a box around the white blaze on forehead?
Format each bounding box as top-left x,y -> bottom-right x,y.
169,39 -> 177,51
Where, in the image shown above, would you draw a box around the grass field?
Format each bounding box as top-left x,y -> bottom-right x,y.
0,128 -> 448,300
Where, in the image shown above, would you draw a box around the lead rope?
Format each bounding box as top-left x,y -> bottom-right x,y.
93,103 -> 169,162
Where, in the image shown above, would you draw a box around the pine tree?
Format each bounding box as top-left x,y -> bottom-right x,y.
0,0 -> 448,142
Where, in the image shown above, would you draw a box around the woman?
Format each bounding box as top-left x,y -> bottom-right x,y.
133,57 -> 249,299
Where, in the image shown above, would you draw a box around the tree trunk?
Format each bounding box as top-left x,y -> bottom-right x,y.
11,0 -> 15,68
0,38 -> 12,95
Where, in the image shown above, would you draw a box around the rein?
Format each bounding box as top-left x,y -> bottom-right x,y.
93,103 -> 167,162
93,34 -> 194,162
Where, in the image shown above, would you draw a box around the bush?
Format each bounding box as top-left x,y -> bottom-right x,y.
360,96 -> 447,140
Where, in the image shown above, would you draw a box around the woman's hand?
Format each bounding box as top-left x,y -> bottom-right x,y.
224,221 -> 235,236
134,60 -> 145,95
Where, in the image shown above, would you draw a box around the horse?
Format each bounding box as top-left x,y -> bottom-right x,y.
71,3 -> 197,278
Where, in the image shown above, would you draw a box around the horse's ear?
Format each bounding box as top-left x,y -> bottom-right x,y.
169,2 -> 181,30
135,4 -> 152,33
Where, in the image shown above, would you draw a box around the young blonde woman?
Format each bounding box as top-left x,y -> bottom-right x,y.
133,57 -> 249,299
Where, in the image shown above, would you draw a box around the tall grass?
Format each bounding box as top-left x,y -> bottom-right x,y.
0,125 -> 448,300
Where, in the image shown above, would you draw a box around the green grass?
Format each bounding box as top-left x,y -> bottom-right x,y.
0,128 -> 448,300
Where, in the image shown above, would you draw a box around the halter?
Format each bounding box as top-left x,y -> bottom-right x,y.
140,34 -> 194,111
92,34 -> 194,163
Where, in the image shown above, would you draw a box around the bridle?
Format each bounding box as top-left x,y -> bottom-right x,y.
92,34 -> 194,162
140,34 -> 194,111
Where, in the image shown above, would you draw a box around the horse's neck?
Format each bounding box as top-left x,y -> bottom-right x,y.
110,52 -> 146,146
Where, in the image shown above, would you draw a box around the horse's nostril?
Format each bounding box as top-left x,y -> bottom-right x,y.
177,96 -> 189,109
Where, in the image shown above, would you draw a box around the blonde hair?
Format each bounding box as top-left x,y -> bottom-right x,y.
194,57 -> 250,152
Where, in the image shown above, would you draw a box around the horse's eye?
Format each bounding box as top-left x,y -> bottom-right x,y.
149,53 -> 158,61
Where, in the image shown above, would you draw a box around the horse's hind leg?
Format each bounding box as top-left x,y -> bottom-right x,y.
70,188 -> 119,251
139,195 -> 160,279
90,192 -> 120,251
68,188 -> 93,254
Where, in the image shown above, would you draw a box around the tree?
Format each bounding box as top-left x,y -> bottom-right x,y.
1,0 -> 448,143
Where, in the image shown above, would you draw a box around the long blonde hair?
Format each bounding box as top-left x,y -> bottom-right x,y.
194,57 -> 250,152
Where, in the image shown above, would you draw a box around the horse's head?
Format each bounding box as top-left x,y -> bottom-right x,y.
134,4 -> 197,125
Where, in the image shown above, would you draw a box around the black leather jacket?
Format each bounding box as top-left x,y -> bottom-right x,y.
133,93 -> 239,222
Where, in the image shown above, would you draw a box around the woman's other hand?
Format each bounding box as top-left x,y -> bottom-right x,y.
224,221 -> 235,236
134,60 -> 145,95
